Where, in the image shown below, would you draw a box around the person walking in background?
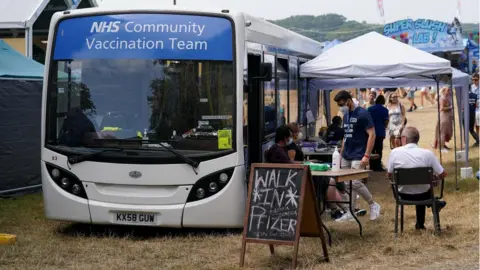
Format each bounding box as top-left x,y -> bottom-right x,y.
358,88 -> 368,108
406,87 -> 418,112
418,87 -> 435,109
333,90 -> 381,222
428,86 -> 437,106
432,87 -> 453,153
467,79 -> 479,147
364,91 -> 377,109
387,93 -> 406,149
368,95 -> 389,171
383,87 -> 398,103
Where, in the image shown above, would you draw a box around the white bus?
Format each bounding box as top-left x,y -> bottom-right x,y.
41,2 -> 324,228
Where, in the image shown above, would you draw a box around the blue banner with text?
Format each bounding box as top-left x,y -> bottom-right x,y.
383,18 -> 465,53
54,14 -> 233,60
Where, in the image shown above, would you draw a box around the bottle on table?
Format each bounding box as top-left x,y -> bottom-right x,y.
332,146 -> 341,171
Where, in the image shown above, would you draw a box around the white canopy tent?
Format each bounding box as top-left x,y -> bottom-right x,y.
300,31 -> 466,187
300,32 -> 452,79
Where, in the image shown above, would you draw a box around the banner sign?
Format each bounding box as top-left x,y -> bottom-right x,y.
383,18 -> 465,53
54,14 -> 233,60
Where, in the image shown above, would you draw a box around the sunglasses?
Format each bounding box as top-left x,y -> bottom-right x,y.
391,96 -> 399,98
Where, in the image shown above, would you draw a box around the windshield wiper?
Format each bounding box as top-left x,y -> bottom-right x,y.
67,148 -> 124,165
150,141 -> 200,174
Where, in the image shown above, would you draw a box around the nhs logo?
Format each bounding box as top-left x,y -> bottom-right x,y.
90,21 -> 121,33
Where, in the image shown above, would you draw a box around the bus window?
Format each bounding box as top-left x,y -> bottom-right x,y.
288,57 -> 298,123
298,61 -> 307,126
277,58 -> 288,127
263,54 -> 276,136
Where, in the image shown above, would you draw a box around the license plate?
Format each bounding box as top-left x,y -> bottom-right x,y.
114,212 -> 156,224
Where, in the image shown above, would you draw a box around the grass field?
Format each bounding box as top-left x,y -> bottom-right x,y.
1,94 -> 479,269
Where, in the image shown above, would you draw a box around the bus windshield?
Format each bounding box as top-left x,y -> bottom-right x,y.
45,14 -> 235,155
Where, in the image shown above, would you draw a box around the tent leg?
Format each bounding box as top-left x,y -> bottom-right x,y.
463,84 -> 470,168
436,80 -> 443,164
25,27 -> 33,59
451,80 -> 458,190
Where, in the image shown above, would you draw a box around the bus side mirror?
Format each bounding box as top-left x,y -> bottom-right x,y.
254,63 -> 272,82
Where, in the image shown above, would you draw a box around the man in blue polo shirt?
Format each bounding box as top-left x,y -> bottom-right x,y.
334,90 -> 381,222
368,95 -> 389,171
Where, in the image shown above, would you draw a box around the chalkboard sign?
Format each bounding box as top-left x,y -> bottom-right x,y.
246,166 -> 303,242
240,163 -> 329,269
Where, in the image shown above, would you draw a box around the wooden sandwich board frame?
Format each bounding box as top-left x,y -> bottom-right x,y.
239,163 -> 329,269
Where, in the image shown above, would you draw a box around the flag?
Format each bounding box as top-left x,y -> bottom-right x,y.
456,0 -> 461,19
377,0 -> 385,17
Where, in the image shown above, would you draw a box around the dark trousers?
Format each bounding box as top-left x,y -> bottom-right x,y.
398,190 -> 431,226
370,136 -> 384,171
468,113 -> 479,144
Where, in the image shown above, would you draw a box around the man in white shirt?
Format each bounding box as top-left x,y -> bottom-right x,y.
387,126 -> 447,230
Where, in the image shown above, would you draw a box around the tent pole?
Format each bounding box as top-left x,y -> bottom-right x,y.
464,84 -> 470,168
450,78 -> 458,190
459,87 -> 464,150
436,79 -> 443,165
24,27 -> 33,59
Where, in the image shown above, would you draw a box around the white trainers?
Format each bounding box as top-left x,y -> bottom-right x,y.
370,202 -> 381,221
335,211 -> 354,222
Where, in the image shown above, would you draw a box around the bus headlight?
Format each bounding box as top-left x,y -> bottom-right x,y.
208,182 -> 218,193
46,163 -> 88,199
60,177 -> 70,188
219,173 -> 228,183
72,184 -> 82,195
51,169 -> 61,179
186,167 -> 235,203
196,188 -> 206,199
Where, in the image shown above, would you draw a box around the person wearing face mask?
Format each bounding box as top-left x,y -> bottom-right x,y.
265,125 -> 297,164
276,124 -> 352,220
286,123 -> 305,162
333,90 -> 381,222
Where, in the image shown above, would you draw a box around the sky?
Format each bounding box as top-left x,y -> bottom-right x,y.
171,0 -> 479,24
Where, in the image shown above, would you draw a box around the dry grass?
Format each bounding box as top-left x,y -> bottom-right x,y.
1,93 -> 479,269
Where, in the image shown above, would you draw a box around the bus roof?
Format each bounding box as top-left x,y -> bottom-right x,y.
54,1 -> 324,58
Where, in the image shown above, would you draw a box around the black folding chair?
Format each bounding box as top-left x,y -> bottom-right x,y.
391,167 -> 445,237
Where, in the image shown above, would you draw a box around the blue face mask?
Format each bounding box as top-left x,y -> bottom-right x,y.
286,138 -> 293,145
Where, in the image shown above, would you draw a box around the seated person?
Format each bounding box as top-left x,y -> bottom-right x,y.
266,125 -> 350,220
286,122 -> 305,162
265,125 -> 296,164
58,108 -> 97,147
325,116 -> 344,143
387,126 -> 447,230
318,126 -> 328,139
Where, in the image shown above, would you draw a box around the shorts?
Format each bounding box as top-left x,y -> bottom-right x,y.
476,111 -> 480,126
407,90 -> 415,98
